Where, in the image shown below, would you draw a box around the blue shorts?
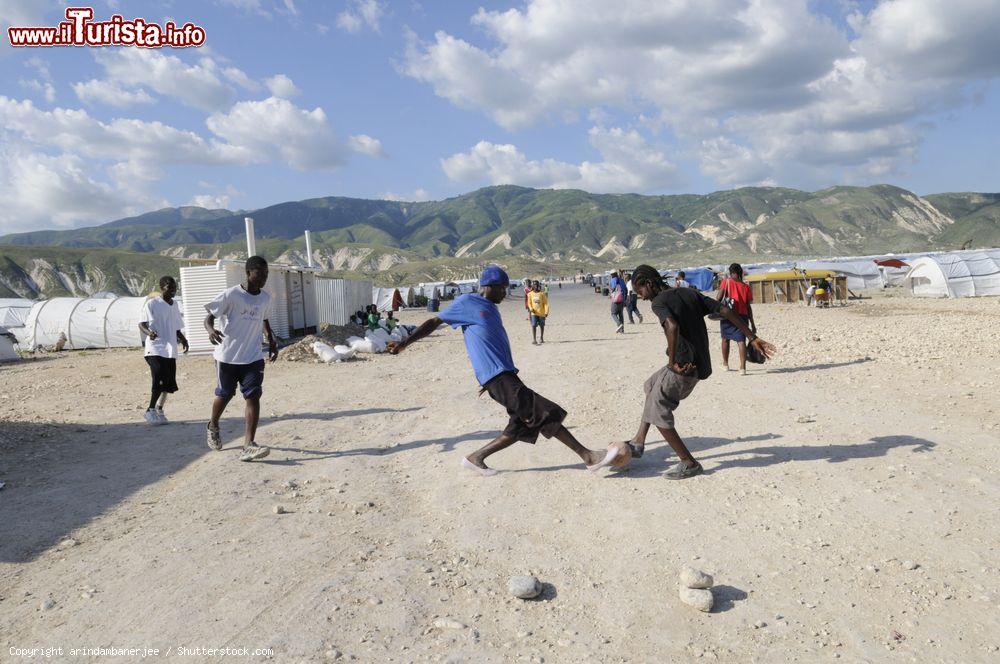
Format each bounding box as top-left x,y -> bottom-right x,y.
215,360 -> 265,399
530,315 -> 546,328
720,315 -> 749,342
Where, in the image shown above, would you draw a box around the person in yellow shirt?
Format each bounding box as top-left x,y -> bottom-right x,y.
527,280 -> 549,344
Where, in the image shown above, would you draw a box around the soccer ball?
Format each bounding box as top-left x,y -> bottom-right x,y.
608,441 -> 633,467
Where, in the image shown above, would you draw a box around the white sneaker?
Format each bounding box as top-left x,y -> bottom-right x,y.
239,443 -> 270,462
143,410 -> 158,425
155,409 -> 168,424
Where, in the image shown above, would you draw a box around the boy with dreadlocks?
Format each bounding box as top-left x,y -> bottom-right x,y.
623,265 -> 776,479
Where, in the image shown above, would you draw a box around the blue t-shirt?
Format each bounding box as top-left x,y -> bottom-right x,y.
438,293 -> 518,385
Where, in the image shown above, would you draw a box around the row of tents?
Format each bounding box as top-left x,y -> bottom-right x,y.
651,248 -> 1000,298
1,248 -> 998,362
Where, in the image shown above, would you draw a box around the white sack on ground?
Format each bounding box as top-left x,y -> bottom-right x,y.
312,341 -> 343,363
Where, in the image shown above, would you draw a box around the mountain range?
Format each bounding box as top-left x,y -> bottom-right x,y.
1,184 -> 997,298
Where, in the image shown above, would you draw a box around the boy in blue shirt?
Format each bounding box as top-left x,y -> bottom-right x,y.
389,265 -> 614,476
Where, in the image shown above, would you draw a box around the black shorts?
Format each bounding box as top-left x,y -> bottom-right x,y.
145,356 -> 178,393
215,360 -> 265,399
484,372 -> 566,444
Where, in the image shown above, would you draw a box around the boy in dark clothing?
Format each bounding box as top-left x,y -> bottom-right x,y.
623,265 -> 776,479
389,265 -> 612,476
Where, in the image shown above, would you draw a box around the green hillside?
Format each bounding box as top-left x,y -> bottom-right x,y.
2,184 -> 998,297
0,246 -> 184,299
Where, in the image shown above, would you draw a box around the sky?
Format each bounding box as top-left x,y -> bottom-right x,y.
0,0 -> 998,235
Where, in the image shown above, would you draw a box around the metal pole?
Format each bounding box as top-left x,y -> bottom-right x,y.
245,217 -> 256,257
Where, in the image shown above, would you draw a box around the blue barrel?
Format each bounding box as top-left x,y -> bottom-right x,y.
427,298 -> 440,312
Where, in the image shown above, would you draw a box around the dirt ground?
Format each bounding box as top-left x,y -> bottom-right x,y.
1,285 -> 998,663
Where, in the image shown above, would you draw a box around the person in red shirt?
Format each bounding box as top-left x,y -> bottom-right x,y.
716,263 -> 756,375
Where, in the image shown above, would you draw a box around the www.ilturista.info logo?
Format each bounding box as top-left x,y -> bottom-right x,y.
7,7 -> 206,48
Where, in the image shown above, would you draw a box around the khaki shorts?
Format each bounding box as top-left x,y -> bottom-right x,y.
642,365 -> 699,429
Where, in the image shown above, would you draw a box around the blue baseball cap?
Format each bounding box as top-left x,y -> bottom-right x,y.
479,265 -> 510,287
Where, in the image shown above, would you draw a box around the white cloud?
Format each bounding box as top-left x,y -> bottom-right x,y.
405,0 -> 1000,188
265,74 -> 300,98
223,66 -> 261,92
218,0 -> 270,17
0,147 -> 161,233
347,133 -> 385,157
19,78 -> 55,103
442,126 -> 680,193
0,96 -> 247,165
91,49 -> 238,112
337,0 -> 384,33
379,188 -> 430,202
206,97 -> 349,170
189,193 -> 232,209
73,79 -> 154,107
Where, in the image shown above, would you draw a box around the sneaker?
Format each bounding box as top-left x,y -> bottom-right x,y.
143,409 -> 159,425
206,424 -> 222,451
155,408 -> 168,424
665,460 -> 703,480
616,324 -> 625,334
239,443 -> 270,462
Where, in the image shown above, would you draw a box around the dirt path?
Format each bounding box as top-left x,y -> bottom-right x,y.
1,285 -> 998,662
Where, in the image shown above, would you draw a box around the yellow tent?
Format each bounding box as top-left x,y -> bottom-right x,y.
746,269 -> 845,303
746,269 -> 836,282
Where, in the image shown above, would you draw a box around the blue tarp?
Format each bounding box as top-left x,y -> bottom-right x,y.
682,267 -> 716,291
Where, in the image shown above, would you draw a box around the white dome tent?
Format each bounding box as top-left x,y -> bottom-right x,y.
0,298 -> 34,328
903,250 -> 1000,298
17,296 -> 150,350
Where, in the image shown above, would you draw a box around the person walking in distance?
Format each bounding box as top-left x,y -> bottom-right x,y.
610,270 -> 626,334
204,256 -> 279,462
527,279 -> 549,344
625,272 -> 644,324
716,263 -> 756,375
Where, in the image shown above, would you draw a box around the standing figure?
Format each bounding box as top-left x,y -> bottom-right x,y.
138,276 -> 188,425
204,256 -> 278,462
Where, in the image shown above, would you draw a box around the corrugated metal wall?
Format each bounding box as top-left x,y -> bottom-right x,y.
180,266 -> 231,354
265,267 -> 290,339
315,277 -> 372,326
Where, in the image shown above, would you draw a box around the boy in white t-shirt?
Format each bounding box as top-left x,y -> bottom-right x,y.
138,276 -> 189,425
203,256 -> 278,462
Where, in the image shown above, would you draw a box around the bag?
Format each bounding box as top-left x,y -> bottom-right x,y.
746,339 -> 766,364
718,279 -> 736,310
708,280 -> 734,320
611,287 -> 624,304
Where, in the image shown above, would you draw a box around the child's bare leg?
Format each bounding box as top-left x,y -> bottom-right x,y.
466,433 -> 517,469
628,421 -> 652,457
738,341 -> 747,373
552,426 -> 605,465
721,338 -> 731,369
656,426 -> 697,464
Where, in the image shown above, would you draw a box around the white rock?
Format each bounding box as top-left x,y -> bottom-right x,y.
508,575 -> 542,599
273,505 -> 286,514
679,566 -> 714,589
40,598 -> 56,610
57,538 -> 78,549
679,587 -> 714,612
902,560 -> 919,570
433,618 -> 467,629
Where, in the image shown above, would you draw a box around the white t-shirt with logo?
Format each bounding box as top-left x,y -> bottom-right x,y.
141,297 -> 184,359
205,285 -> 273,365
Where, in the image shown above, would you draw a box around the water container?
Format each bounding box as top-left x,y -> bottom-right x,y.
428,298 -> 440,312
